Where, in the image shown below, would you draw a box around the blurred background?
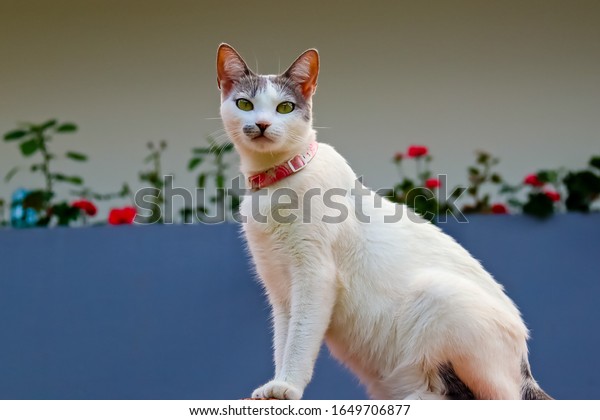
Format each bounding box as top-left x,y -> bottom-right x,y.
1,0 -> 599,218
1,0 -> 599,400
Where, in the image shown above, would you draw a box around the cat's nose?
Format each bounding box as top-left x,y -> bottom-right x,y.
255,122 -> 270,134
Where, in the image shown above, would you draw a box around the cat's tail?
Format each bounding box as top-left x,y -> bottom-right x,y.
521,359 -> 553,400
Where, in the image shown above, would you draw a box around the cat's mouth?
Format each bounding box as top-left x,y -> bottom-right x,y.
251,135 -> 274,143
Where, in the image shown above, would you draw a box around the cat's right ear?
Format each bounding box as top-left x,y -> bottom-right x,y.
217,43 -> 251,97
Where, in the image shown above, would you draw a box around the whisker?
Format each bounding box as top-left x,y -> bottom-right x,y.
212,133 -> 230,141
208,129 -> 227,137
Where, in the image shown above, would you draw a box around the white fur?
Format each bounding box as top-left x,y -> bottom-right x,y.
220,64 -> 530,401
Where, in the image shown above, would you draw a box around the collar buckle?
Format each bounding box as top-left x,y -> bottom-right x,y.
287,155 -> 306,173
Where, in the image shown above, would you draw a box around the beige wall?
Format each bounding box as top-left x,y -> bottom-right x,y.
1,0 -> 599,217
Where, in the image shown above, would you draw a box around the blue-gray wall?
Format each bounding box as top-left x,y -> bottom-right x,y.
0,214 -> 598,399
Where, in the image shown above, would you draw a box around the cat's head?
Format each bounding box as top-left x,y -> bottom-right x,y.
217,44 -> 319,156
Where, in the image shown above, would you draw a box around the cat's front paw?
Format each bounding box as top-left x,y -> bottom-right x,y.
252,380 -> 303,400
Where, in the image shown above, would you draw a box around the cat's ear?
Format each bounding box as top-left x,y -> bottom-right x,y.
217,43 -> 252,96
283,49 -> 319,98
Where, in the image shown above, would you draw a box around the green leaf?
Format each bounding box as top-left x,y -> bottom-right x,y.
490,173 -> 502,184
197,173 -> 206,188
66,176 -> 83,185
65,151 -> 88,161
193,147 -> 211,155
377,189 -> 394,199
3,129 -> 28,141
39,119 -> 58,131
5,167 -> 19,182
23,190 -> 53,211
52,173 -> 83,185
399,179 -> 415,193
590,156 -> 600,171
537,170 -> 557,184
119,183 -> 131,197
56,123 -> 78,133
50,201 -> 81,226
476,152 -> 490,164
20,139 -> 39,156
188,157 -> 203,171
216,175 -> 225,189
229,194 -> 241,212
450,187 -> 465,198
523,192 -> 554,219
140,171 -> 160,186
507,198 -> 523,208
499,184 -> 521,194
564,170 -> 600,194
468,167 -> 480,176
481,194 -> 490,207
405,187 -> 437,220
30,164 -> 42,172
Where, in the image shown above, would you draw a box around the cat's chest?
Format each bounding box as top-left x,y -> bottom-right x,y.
242,218 -> 296,302
239,187 -> 302,229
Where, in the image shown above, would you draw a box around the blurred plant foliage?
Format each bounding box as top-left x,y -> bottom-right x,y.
462,151 -> 503,214
563,157 -> 600,212
3,119 -> 89,226
0,197 -> 6,227
499,157 -> 600,218
182,137 -> 240,223
387,145 -> 600,220
384,145 -> 460,222
138,140 -> 169,224
2,118 -> 599,227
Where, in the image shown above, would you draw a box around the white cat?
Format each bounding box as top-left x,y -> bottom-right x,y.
216,43 -> 551,400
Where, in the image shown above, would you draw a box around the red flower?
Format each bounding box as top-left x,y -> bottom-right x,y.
491,203 -> 509,214
425,178 -> 441,189
544,190 -> 561,202
523,173 -> 544,187
393,152 -> 403,162
71,199 -> 97,216
108,206 -> 137,225
406,145 -> 428,158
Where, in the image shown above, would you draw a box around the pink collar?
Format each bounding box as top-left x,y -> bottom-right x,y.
248,142 -> 319,190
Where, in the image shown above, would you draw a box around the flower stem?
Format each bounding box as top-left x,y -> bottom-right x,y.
37,133 -> 53,195
416,157 -> 424,185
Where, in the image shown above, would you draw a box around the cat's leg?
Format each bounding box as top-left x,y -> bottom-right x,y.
252,252 -> 337,400
449,351 -> 523,399
371,363 -> 447,400
271,303 -> 290,377
443,304 -> 525,399
401,270 -> 527,400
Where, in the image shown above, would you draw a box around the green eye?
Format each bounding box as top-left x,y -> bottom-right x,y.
236,98 -> 254,111
276,101 -> 295,114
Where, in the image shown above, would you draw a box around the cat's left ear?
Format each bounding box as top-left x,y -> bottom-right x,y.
283,49 -> 319,98
217,43 -> 252,97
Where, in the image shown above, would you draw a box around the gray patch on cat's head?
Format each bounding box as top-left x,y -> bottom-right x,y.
270,75 -> 312,122
229,73 -> 267,99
